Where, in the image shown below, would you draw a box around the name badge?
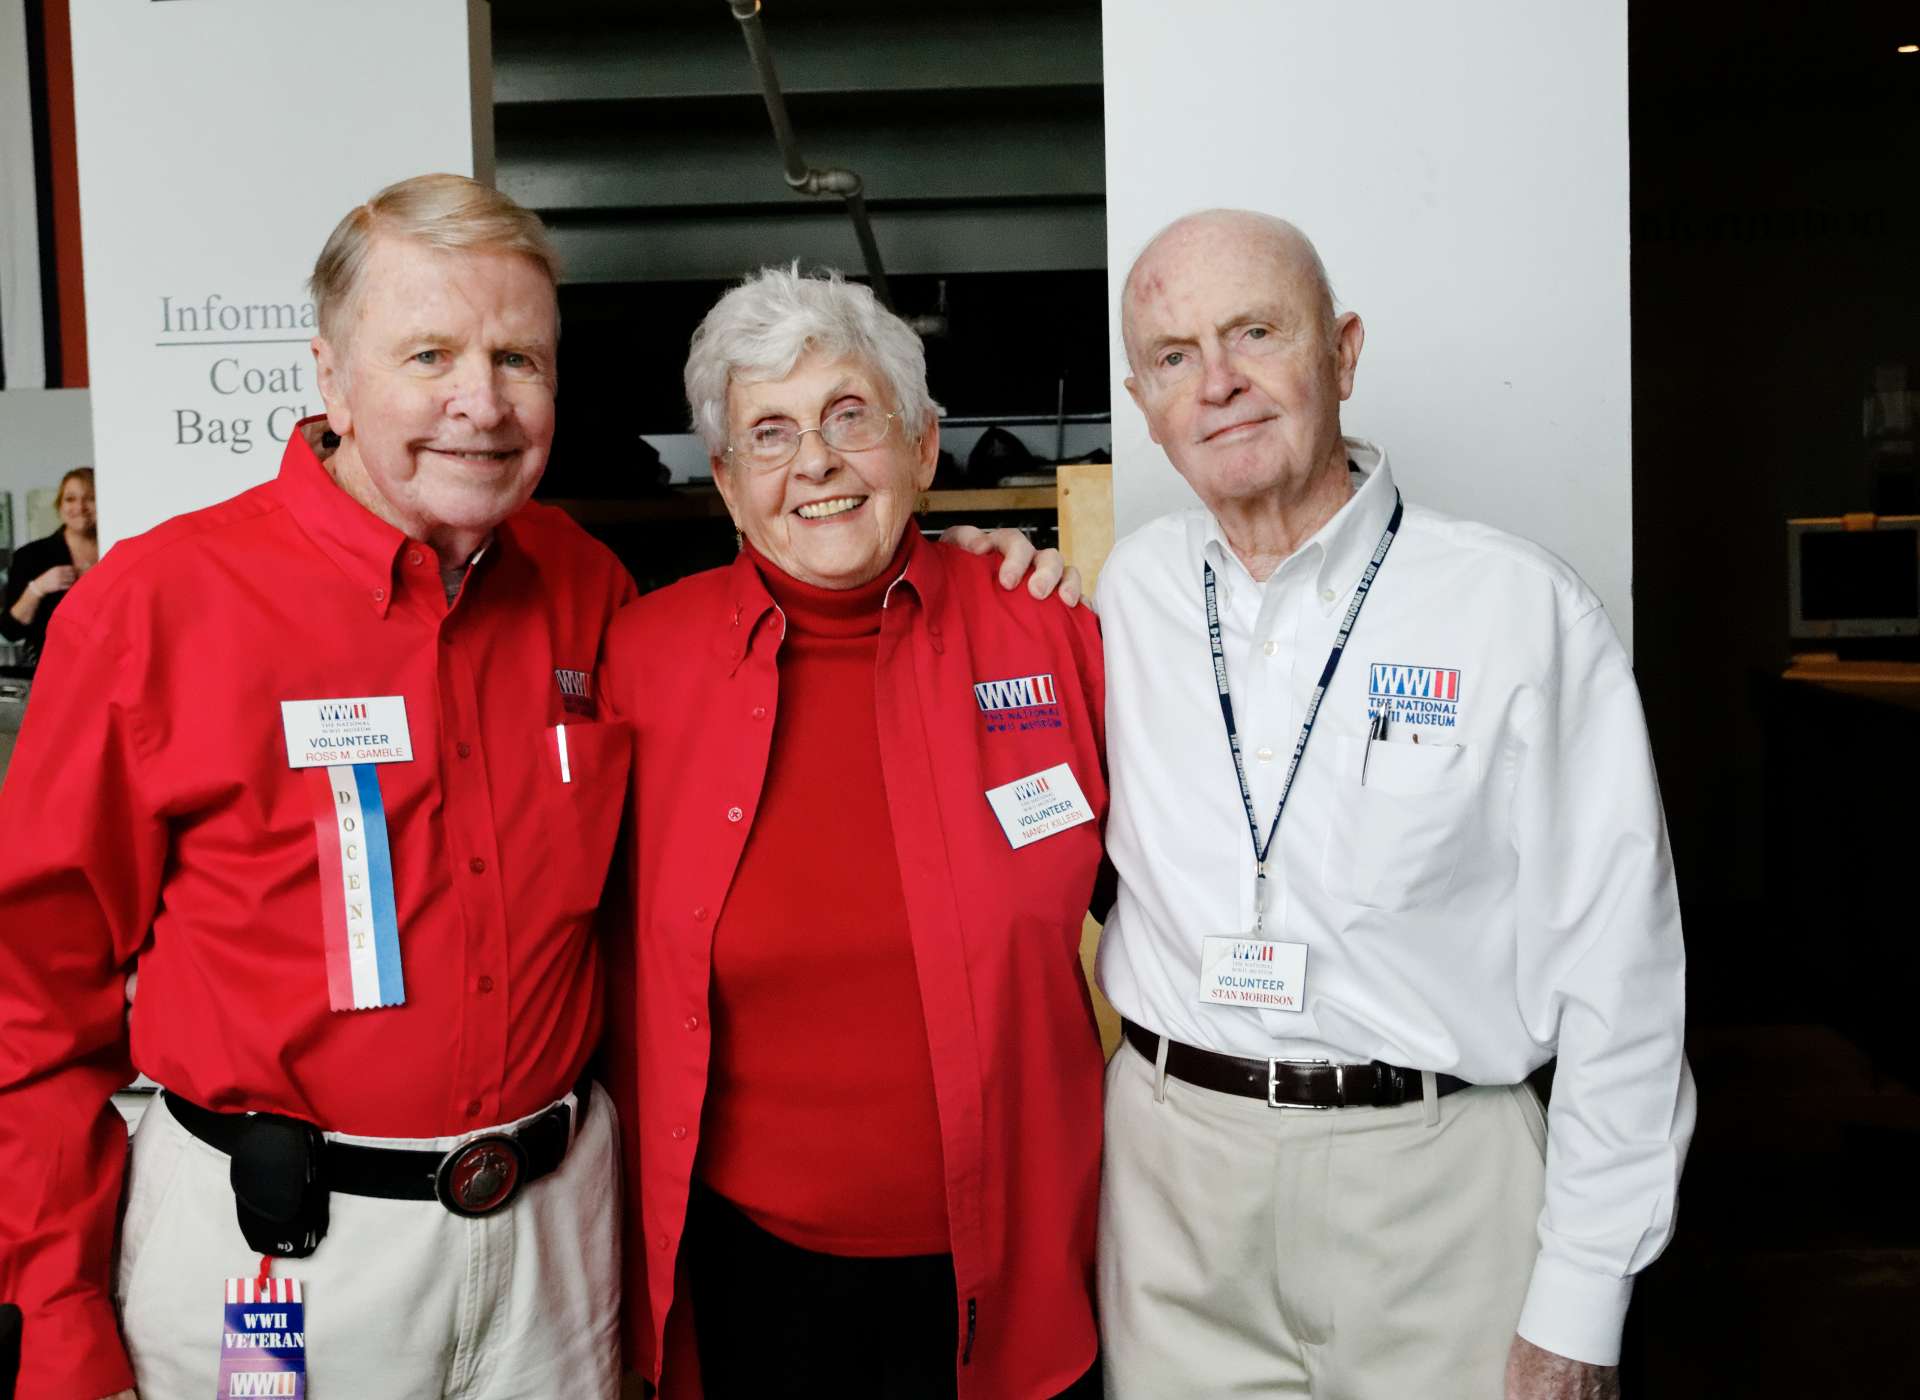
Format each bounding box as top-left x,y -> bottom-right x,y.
218,1275 -> 307,1397
1198,937 -> 1307,1012
280,696 -> 413,769
984,762 -> 1096,849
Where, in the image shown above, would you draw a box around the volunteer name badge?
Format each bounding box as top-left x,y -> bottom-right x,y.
281,698 -> 410,1012
279,696 -> 413,769
984,762 -> 1096,849
1199,937 -> 1308,1012
217,1275 -> 307,1397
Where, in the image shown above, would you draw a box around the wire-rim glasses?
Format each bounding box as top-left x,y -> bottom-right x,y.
724,405 -> 901,472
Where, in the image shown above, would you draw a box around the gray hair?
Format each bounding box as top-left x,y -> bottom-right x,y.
685,265 -> 939,456
309,173 -> 562,348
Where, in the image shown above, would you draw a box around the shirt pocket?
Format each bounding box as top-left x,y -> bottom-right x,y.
1318,734 -> 1472,911
543,720 -> 633,915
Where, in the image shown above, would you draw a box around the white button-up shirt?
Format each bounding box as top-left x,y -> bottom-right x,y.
1096,439 -> 1695,1366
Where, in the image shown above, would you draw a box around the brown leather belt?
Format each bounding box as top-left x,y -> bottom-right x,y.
1122,1019 -> 1472,1110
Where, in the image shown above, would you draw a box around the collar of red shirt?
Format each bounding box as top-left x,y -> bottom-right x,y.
273,415 -> 505,618
715,522 -> 949,674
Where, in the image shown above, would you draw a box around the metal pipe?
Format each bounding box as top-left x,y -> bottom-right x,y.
724,0 -> 918,322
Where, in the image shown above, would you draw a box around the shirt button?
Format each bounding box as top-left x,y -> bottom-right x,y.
726,806 -> 743,823
469,857 -> 487,875
465,1099 -> 482,1118
1320,588 -> 1336,603
1263,640 -> 1278,657
751,706 -> 767,720
371,587 -> 386,603
684,1015 -> 701,1032
456,742 -> 472,759
408,550 -> 424,567
1256,746 -> 1275,762
670,1125 -> 688,1141
477,975 -> 494,994
692,906 -> 709,921
657,1234 -> 672,1250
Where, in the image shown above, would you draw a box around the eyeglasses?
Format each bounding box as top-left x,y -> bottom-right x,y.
724,404 -> 900,472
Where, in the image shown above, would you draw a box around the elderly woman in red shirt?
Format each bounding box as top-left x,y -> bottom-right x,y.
600,266 -> 1107,1400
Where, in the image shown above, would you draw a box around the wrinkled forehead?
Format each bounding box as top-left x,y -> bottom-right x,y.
727,351 -> 881,419
1123,220 -> 1325,351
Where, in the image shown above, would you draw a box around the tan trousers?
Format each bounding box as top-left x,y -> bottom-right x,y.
115,1085 -> 622,1400
1097,1040 -> 1546,1400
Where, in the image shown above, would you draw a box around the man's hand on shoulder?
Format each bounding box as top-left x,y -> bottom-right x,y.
939,524 -> 1084,607
1506,1335 -> 1619,1400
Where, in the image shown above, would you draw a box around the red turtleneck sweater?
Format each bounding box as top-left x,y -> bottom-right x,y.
695,533 -> 950,1256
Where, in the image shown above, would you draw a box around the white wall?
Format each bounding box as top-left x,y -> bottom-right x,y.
1102,0 -> 1633,649
70,0 -> 494,548
0,388 -> 92,549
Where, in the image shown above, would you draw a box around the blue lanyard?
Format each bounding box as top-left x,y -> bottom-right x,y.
1204,494 -> 1403,931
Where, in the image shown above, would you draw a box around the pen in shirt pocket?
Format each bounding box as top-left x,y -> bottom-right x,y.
1362,708 -> 1387,786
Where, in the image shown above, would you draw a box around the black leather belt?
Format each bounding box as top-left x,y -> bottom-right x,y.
1123,1019 -> 1471,1109
164,1068 -> 593,1219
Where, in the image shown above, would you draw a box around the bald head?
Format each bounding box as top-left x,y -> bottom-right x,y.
1122,210 -> 1336,371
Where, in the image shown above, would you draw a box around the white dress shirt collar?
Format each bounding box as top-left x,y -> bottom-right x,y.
1199,438 -> 1398,616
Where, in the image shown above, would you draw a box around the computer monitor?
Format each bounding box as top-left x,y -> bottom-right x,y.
1787,515 -> 1920,641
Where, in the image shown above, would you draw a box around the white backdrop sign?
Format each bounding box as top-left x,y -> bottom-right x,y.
1102,0 -> 1634,649
71,0 -> 494,548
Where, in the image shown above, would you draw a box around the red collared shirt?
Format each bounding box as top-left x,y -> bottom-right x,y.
0,421 -> 635,1400
600,533 -> 1108,1400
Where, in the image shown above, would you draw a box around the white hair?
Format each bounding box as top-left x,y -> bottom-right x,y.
684,264 -> 940,456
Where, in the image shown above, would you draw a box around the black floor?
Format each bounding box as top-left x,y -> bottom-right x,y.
1633,1024 -> 1920,1399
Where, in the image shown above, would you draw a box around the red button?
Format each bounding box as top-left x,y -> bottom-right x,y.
684,1015 -> 700,1032
725,806 -> 743,823
469,858 -> 486,875
692,906 -> 708,921
751,706 -> 767,720
657,1235 -> 671,1251
477,976 -> 494,994
456,742 -> 472,759
371,587 -> 386,603
408,551 -> 424,567
670,1125 -> 688,1141
465,1099 -> 482,1117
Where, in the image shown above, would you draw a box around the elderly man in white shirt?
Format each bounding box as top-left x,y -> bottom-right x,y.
1093,208 -> 1694,1400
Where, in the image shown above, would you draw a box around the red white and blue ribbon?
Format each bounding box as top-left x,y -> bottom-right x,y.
308,763 -> 404,1011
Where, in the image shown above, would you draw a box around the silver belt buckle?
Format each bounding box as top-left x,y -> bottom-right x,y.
1267,1057 -> 1340,1109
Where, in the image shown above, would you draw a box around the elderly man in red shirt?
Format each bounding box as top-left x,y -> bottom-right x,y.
0,176 -> 1070,1400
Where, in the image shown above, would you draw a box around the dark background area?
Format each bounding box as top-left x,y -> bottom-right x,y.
1626,4 -> 1920,1393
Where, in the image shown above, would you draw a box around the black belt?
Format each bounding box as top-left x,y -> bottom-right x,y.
1123,1019 -> 1471,1109
164,1068 -> 593,1220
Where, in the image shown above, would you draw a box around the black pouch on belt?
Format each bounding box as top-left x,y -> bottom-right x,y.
227,1112 -> 329,1258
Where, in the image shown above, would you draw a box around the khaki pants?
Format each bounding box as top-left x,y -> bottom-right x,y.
115,1085 -> 622,1400
1097,1041 -> 1545,1400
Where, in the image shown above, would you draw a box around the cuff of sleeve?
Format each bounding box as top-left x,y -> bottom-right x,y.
1515,1252 -> 1635,1367
17,1296 -> 134,1400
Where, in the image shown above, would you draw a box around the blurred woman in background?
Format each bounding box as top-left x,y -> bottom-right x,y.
2,467 -> 97,667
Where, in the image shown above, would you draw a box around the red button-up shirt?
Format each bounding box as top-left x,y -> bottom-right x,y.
600,534 -> 1108,1400
0,422 -> 635,1400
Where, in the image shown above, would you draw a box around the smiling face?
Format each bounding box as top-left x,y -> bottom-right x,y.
1123,214 -> 1363,514
712,351 -> 938,590
56,473 -> 95,538
311,236 -> 558,556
